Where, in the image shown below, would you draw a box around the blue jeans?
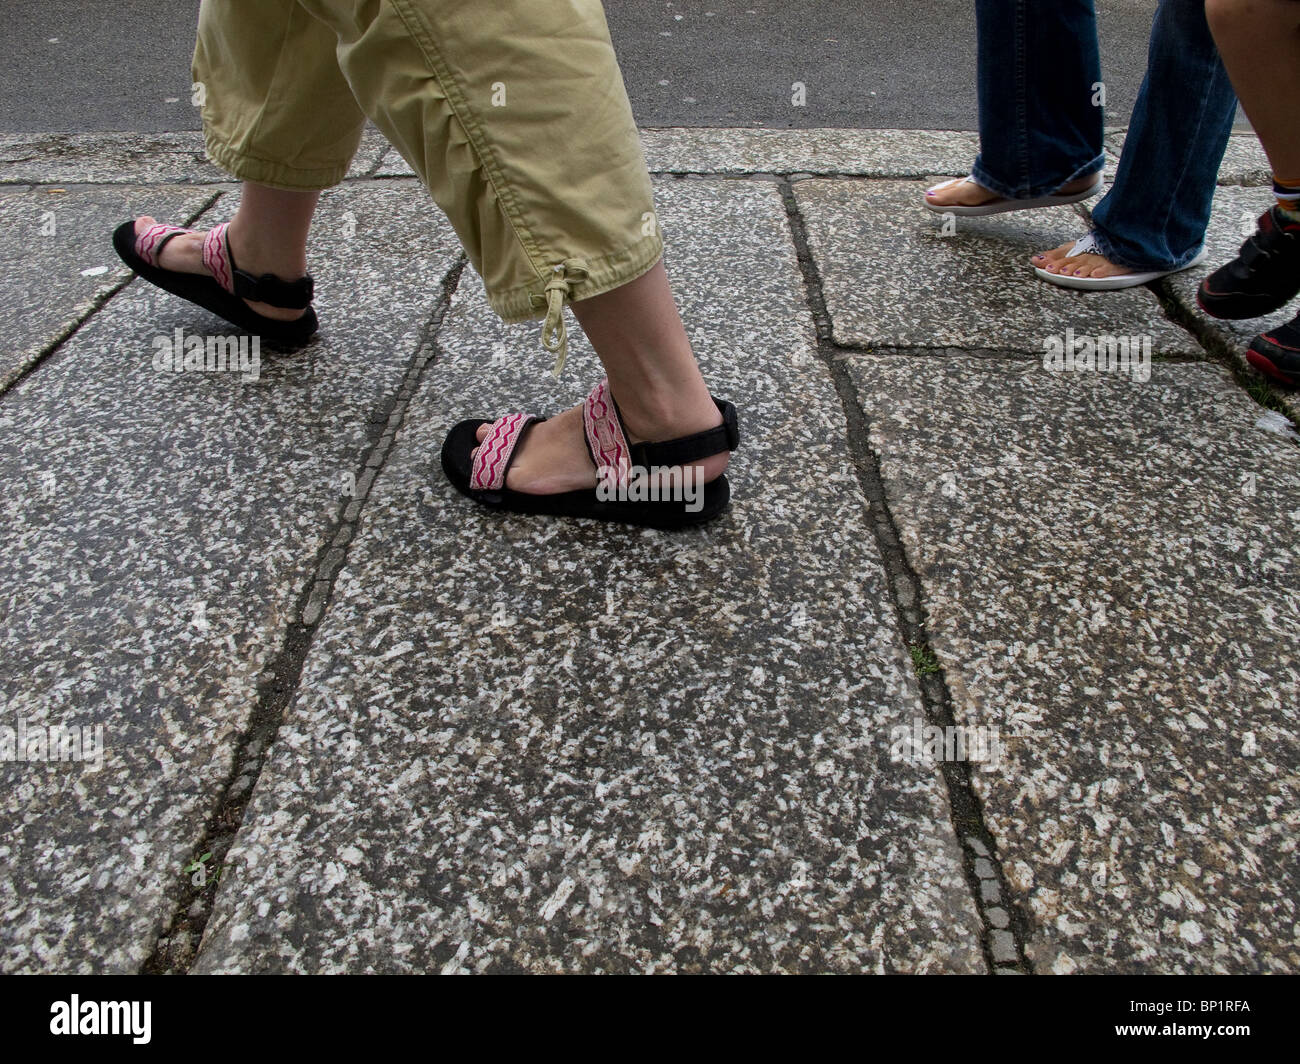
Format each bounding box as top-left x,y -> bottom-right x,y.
971,0 -> 1239,271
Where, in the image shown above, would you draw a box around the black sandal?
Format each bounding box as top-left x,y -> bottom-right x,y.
112,219 -> 317,348
441,377 -> 739,529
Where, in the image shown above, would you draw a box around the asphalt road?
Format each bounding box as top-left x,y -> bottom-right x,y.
0,1 -> 1176,134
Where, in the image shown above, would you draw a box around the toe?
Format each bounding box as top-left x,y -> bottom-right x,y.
1034,242 -> 1073,269
133,216 -> 158,238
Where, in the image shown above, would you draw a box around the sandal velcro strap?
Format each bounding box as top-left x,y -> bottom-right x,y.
629,398 -> 740,469
231,269 -> 315,310
583,378 -> 740,476
582,378 -> 633,482
203,222 -> 315,309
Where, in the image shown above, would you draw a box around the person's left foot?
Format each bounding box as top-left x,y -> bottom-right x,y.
130,216 -> 308,323
1032,240 -> 1135,281
1247,309 -> 1300,388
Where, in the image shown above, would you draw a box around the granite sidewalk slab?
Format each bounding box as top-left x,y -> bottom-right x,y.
193,178 -> 986,974
0,183 -> 459,972
0,184 -> 215,389
843,355 -> 1299,973
0,130 -> 389,187
371,128 -> 984,180
795,178 -> 1199,355
0,127 -> 1295,975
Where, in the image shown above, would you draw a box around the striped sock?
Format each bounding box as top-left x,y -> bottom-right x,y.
1274,175 -> 1300,221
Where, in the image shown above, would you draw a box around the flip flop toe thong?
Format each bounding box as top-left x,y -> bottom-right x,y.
441,377 -> 740,530
112,220 -> 318,347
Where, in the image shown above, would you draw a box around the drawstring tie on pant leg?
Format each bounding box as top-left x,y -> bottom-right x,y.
539,258 -> 589,378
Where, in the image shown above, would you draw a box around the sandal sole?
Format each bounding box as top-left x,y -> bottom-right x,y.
440,418 -> 731,530
1034,248 -> 1208,292
923,177 -> 1104,217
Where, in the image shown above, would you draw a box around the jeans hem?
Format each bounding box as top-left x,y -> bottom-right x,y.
971,152 -> 1105,202
1087,225 -> 1204,274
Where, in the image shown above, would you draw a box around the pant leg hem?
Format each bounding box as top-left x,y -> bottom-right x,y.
204,132 -> 350,191
1087,225 -> 1202,273
491,231 -> 665,324
968,163 -> 1020,201
971,151 -> 1106,202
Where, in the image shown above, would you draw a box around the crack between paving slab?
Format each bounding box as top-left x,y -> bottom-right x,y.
778,178 -> 1035,974
0,190 -> 224,402
140,254 -> 467,975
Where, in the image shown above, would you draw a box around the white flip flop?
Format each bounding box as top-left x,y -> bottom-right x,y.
922,174 -> 1104,217
1034,232 -> 1210,291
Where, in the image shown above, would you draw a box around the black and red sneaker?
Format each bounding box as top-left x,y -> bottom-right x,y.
1247,310 -> 1300,388
1198,205 -> 1300,320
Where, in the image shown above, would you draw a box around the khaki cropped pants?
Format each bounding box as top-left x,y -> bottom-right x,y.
193,0 -> 663,373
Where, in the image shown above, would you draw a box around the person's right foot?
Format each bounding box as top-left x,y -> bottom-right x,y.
471,390 -> 729,496
1247,309 -> 1300,387
131,216 -> 308,323
1198,205 -> 1300,320
1032,239 -> 1136,281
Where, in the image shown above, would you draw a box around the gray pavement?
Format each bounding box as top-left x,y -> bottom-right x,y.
0,127 -> 1296,973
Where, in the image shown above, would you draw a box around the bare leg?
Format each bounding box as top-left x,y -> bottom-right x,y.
1205,0 -> 1300,179
133,182 -> 320,321
475,260 -> 729,495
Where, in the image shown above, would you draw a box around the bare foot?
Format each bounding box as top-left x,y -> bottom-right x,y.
925,173 -> 1100,209
925,177 -> 1000,209
472,395 -> 730,496
1031,240 -> 1134,280
131,216 -> 307,322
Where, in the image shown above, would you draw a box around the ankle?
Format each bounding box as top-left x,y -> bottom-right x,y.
612,383 -> 722,445
227,217 -> 307,280
1273,175 -> 1300,223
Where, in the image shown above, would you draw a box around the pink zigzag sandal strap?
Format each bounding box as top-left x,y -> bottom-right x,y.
441,378 -> 740,528
134,223 -> 191,268
469,412 -> 540,492
581,376 -> 740,476
202,223 -> 236,295
582,377 -> 633,486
